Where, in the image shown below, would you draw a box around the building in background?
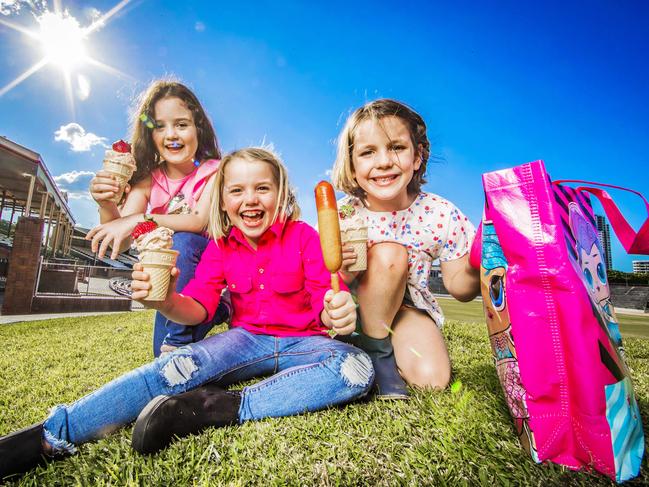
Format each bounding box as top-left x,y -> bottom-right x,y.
633,260 -> 649,274
595,214 -> 613,271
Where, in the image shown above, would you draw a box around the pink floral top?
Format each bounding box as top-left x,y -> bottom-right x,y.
149,159 -> 220,215
338,192 -> 475,326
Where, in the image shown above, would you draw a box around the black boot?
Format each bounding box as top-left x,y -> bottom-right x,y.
0,423 -> 47,480
357,334 -> 409,400
132,384 -> 241,454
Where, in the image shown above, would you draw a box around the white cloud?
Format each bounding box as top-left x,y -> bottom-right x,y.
85,7 -> 101,21
54,170 -> 94,185
314,169 -> 333,181
54,123 -> 107,152
1,0 -> 46,15
66,191 -> 93,201
77,74 -> 91,100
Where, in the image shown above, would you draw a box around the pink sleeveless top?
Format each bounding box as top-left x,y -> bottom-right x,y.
148,159 -> 220,215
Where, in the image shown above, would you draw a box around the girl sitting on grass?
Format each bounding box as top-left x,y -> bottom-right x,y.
87,80 -> 230,357
332,99 -> 480,399
0,147 -> 373,481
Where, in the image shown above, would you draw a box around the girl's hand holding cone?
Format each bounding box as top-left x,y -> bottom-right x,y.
131,263 -> 179,310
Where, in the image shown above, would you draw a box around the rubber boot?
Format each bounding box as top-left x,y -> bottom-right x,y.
356,334 -> 409,400
132,384 -> 241,454
0,423 -> 48,480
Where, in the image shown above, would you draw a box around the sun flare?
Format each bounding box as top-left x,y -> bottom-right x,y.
0,0 -> 132,104
38,11 -> 87,71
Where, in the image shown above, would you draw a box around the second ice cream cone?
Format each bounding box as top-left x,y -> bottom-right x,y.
341,227 -> 368,272
139,249 -> 179,301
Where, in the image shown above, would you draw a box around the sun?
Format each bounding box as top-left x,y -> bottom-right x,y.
0,0 -> 133,102
38,11 -> 87,71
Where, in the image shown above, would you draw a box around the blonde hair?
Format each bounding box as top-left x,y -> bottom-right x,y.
332,99 -> 430,200
208,147 -> 301,240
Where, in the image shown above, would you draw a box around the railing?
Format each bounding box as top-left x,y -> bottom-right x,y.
35,260 -> 144,309
0,257 -> 7,291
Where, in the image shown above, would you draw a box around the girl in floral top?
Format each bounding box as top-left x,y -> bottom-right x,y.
332,99 -> 480,398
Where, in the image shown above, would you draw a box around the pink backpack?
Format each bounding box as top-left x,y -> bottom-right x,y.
471,160 -> 646,482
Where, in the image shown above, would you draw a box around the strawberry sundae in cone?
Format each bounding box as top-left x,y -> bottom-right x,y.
131,222 -> 178,301
103,139 -> 136,204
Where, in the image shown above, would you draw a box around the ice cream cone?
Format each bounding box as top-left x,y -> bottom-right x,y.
104,172 -> 130,204
139,249 -> 179,301
341,226 -> 368,272
103,149 -> 136,204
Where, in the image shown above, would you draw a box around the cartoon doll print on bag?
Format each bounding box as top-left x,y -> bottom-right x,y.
564,199 -> 644,480
480,221 -> 539,461
567,202 -> 623,349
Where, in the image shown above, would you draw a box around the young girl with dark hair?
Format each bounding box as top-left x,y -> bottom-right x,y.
87,80 -> 229,356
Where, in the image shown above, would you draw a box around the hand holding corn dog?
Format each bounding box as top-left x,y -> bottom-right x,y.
315,181 -> 356,335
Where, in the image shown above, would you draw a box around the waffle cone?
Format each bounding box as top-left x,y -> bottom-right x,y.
103,159 -> 136,178
341,227 -> 368,272
104,171 -> 129,204
139,249 -> 179,301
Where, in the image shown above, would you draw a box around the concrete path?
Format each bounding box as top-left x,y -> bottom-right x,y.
1,297 -> 645,326
0,307 -> 147,325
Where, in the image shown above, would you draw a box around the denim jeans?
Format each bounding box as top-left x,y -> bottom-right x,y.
43,327 -> 374,452
153,232 -> 231,357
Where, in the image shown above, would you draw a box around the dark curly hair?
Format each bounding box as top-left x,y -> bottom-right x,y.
128,79 -> 221,185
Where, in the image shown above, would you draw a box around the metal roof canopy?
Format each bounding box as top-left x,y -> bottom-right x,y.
0,136 -> 75,224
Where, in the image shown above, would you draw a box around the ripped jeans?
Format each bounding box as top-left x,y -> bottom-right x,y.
153,232 -> 231,356
43,327 -> 374,452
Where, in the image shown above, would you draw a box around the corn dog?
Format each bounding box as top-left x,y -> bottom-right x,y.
314,181 -> 342,292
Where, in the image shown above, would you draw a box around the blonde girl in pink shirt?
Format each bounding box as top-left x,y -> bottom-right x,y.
87,80 -> 230,356
332,99 -> 480,399
0,148 -> 373,479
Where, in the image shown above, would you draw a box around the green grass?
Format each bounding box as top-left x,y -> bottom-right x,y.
438,297 -> 649,339
0,308 -> 647,486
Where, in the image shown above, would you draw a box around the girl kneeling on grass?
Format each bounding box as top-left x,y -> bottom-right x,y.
332,99 -> 480,399
87,80 -> 230,357
0,147 -> 373,481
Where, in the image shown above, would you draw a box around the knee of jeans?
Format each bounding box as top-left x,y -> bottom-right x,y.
337,351 -> 374,391
157,348 -> 203,393
43,405 -> 78,455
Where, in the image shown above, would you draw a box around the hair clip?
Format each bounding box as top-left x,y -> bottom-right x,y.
139,113 -> 155,129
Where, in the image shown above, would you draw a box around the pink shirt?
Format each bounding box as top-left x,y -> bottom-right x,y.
149,159 -> 220,214
182,220 -> 347,337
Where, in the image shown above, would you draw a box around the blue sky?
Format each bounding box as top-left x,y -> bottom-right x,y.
1,0 -> 648,271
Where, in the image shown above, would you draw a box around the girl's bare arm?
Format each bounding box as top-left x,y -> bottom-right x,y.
440,254 -> 480,302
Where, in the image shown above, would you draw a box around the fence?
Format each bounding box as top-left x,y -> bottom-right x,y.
35,260 -> 143,309
0,257 -> 7,291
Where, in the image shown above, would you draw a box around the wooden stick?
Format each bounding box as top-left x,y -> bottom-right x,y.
331,273 -> 340,293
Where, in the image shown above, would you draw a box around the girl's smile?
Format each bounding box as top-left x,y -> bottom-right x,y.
152,96 -> 199,177
352,116 -> 421,211
221,158 -> 279,248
